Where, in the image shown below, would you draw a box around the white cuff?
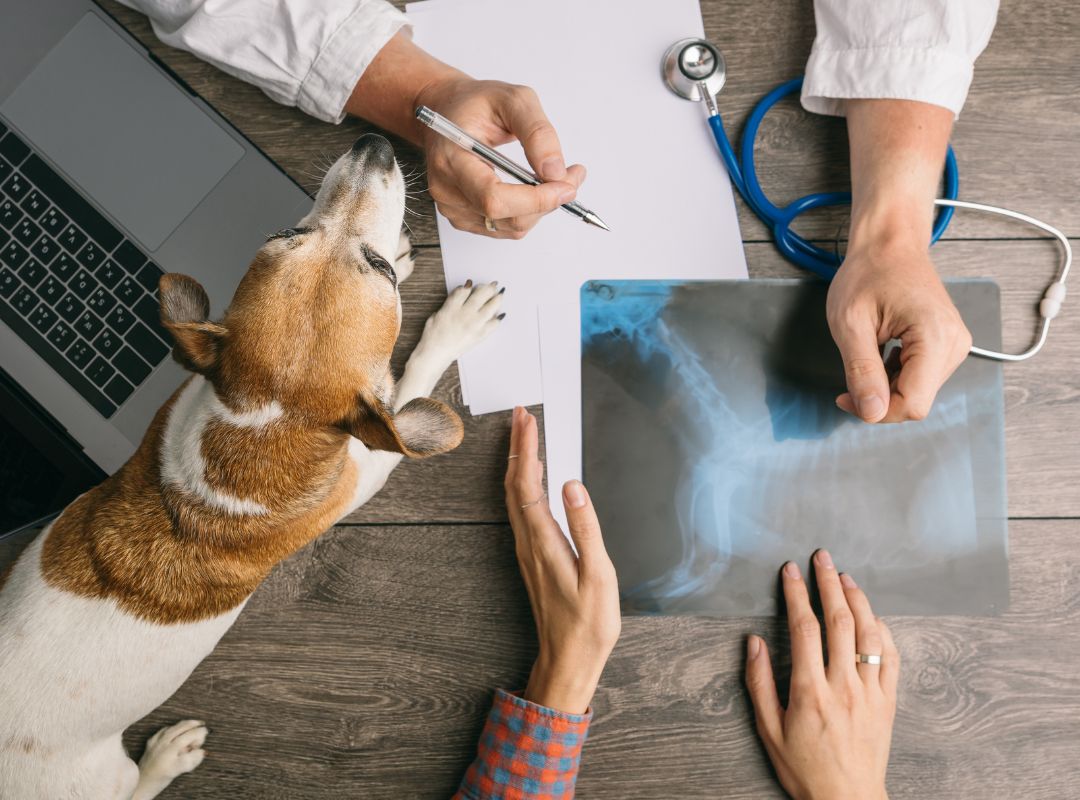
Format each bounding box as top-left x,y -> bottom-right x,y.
296,0 -> 410,124
801,46 -> 975,120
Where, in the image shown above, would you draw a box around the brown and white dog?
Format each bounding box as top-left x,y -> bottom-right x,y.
0,134 -> 502,799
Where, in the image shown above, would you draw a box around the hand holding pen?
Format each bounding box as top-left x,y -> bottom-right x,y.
414,83 -> 607,236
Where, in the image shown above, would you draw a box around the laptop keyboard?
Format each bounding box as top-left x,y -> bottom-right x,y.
0,119 -> 171,418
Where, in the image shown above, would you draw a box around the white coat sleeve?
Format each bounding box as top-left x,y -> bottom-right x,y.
802,0 -> 999,119
115,0 -> 409,124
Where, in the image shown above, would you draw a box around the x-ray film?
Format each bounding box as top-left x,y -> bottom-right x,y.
581,279 -> 1008,616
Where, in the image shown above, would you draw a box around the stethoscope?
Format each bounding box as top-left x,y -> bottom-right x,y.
662,38 -> 1071,362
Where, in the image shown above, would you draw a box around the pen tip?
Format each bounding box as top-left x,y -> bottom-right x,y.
584,211 -> 610,231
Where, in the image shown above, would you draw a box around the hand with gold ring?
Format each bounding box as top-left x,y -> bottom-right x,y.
745,550 -> 899,800
504,406 -> 621,715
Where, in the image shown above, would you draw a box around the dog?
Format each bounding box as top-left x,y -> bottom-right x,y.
0,133 -> 503,799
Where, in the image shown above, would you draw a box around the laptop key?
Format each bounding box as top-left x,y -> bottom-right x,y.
37,276 -> 65,306
0,199 -> 22,230
85,356 -> 116,389
11,285 -> 38,316
0,267 -> 18,298
103,374 -> 135,406
133,293 -> 165,335
21,155 -> 123,253
135,262 -> 164,293
0,298 -> 114,418
18,257 -> 47,288
2,172 -> 30,202
125,320 -> 169,364
0,133 -> 30,167
29,236 -> 59,265
95,259 -> 123,289
0,157 -> 10,185
39,206 -> 68,237
13,218 -> 41,248
86,286 -> 116,316
93,328 -> 122,359
76,241 -> 106,269
20,191 -> 48,219
1,240 -> 29,269
28,303 -> 58,335
55,292 -> 86,323
58,223 -> 87,254
113,276 -> 143,307
66,338 -> 94,370
74,309 -> 103,341
112,345 -> 152,385
106,305 -> 135,335
46,319 -> 76,352
113,241 -> 147,273
69,268 -> 99,300
52,252 -> 79,283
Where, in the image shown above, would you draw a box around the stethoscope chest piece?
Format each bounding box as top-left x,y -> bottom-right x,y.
662,38 -> 726,102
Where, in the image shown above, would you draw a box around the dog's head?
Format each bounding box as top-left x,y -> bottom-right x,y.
158,134 -> 462,457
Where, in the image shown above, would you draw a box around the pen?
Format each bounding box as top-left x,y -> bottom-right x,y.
415,105 -> 610,231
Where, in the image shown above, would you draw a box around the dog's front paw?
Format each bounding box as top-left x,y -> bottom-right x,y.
133,720 -> 208,798
419,280 -> 505,364
395,231 -> 415,283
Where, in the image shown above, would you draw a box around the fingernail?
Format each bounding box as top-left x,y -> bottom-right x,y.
815,549 -> 834,569
564,480 -> 587,509
557,188 -> 576,205
747,635 -> 761,660
858,394 -> 884,420
541,157 -> 566,180
783,561 -> 801,580
840,573 -> 857,589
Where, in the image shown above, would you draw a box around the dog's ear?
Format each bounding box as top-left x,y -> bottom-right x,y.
159,273 -> 226,374
340,395 -> 464,458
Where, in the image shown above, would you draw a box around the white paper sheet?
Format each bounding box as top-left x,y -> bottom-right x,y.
409,0 -> 748,529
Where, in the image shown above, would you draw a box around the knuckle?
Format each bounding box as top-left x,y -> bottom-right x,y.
510,83 -> 539,105
845,357 -> 880,381
904,399 -> 931,421
479,195 -> 503,219
828,610 -> 855,633
792,614 -> 821,640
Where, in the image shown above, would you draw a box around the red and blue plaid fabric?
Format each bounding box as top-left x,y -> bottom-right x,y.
454,689 -> 592,799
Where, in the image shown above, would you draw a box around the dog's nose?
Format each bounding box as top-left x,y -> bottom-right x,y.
351,133 -> 395,169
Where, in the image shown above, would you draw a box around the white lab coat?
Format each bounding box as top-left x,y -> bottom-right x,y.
116,0 -> 999,124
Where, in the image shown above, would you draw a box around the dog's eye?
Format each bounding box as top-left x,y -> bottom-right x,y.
266,226 -> 310,241
369,255 -> 397,287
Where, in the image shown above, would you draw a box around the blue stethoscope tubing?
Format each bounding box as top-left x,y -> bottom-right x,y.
704,76 -> 1070,361
707,77 -> 958,281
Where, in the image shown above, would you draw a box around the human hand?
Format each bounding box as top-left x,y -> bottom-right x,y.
746,550 -> 899,800
416,76 -> 586,239
505,406 -> 621,714
826,243 -> 972,423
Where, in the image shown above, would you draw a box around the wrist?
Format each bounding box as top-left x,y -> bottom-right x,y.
848,196 -> 934,258
524,656 -> 602,715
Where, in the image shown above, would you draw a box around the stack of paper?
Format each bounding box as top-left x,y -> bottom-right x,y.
407,0 -> 748,529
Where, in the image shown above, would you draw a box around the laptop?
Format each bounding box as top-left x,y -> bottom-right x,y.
0,0 -> 311,536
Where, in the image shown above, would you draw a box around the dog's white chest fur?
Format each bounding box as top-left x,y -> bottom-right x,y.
0,532 -> 244,796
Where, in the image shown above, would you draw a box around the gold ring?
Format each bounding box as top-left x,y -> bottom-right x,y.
484,216 -> 497,233
520,491 -> 546,511
507,454 -> 520,460
856,653 -> 882,665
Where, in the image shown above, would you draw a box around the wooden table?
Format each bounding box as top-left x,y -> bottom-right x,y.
9,1 -> 1080,796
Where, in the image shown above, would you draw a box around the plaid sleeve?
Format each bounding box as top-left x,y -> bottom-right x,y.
453,689 -> 592,800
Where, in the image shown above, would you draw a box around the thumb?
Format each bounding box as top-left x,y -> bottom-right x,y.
831,315 -> 890,423
561,480 -> 610,572
502,85 -> 567,181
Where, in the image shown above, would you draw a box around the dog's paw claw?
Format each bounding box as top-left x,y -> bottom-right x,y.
422,281 -> 505,361
395,231 -> 415,283
139,720 -> 208,782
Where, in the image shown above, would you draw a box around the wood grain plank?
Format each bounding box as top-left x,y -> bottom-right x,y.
349,238 -> 1079,523
97,0 -> 1080,245
101,519 -> 1078,799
